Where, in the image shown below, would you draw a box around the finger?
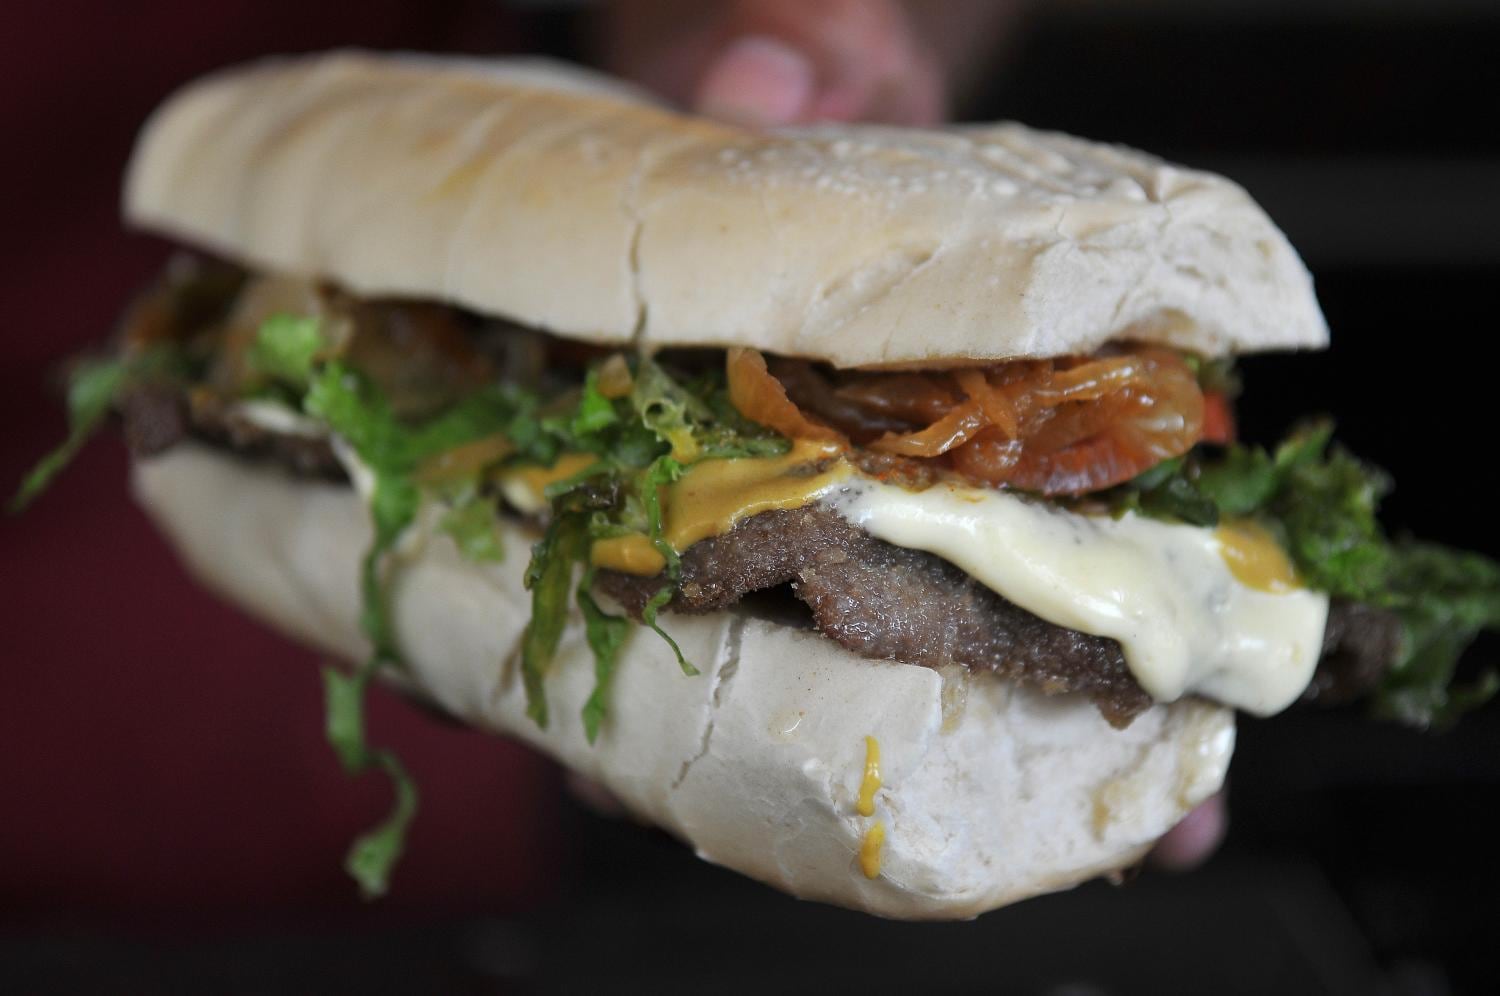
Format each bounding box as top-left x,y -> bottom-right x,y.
1149,789 -> 1228,872
809,54 -> 943,127
692,0 -> 946,127
694,35 -> 816,128
788,1 -> 945,125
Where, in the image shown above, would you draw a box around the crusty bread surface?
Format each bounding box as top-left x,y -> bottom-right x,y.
132,445 -> 1234,919
125,51 -> 1327,368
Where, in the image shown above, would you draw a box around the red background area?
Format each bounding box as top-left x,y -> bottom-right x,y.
0,2 -> 563,922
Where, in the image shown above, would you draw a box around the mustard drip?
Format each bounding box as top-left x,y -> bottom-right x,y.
590,534 -> 667,575
1214,520 -> 1301,594
859,822 -> 886,880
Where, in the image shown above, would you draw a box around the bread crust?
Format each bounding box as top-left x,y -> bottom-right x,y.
132,444 -> 1233,918
125,50 -> 1326,368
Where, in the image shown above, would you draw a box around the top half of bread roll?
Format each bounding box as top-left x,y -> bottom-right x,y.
124,50 -> 1327,369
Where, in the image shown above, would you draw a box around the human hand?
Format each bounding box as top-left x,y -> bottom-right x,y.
1150,789 -> 1227,871
601,0 -> 945,127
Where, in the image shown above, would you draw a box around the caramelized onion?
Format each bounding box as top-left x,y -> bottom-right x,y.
953,369 -> 1019,437
725,344 -> 1212,496
1024,393 -> 1137,453
772,360 -> 911,440
596,353 -> 634,399
869,400 -> 988,456
1037,355 -> 1143,404
1008,352 -> 1204,495
834,374 -> 958,424
727,348 -> 846,444
948,428 -> 1023,485
345,301 -> 493,417
119,290 -> 178,352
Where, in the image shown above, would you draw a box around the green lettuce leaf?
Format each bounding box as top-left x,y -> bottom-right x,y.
1106,423 -> 1500,727
515,361 -> 766,728
439,488 -> 506,563
322,664 -> 418,898
248,313 -> 325,384
256,318 -> 528,896
578,572 -> 631,744
521,512 -> 586,728
570,369 -> 620,437
1371,542 -> 1500,727
343,750 -> 418,899
637,455 -> 695,675
362,475 -> 420,662
631,358 -> 788,462
1107,456 -> 1218,527
20,317 -> 829,894
10,348 -> 185,512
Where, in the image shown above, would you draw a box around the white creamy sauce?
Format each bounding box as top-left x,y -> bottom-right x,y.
830,481 -> 1328,715
231,399 -> 328,440
498,477 -> 546,517
328,435 -> 377,502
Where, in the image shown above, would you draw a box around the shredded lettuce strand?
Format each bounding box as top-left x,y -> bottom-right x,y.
10,348 -> 186,512
250,316 -> 528,896
438,486 -> 507,563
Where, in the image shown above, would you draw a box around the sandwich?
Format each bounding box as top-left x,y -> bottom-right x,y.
16,51 -> 1499,919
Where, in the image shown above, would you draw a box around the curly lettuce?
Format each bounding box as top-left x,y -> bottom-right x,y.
248,317 -> 531,896
1105,422 -> 1500,727
244,330 -> 795,887
9,347 -> 188,512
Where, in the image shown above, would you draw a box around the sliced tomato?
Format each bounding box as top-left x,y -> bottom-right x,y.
1201,390 -> 1236,445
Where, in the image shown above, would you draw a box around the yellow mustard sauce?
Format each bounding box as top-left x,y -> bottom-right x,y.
663,440 -> 849,551
413,433 -> 515,484
590,533 -> 668,575
857,735 -> 882,818
664,427 -> 701,462
588,440 -> 849,575
504,452 -> 600,501
854,735 -> 886,879
1214,520 -> 1302,594
859,822 -> 886,880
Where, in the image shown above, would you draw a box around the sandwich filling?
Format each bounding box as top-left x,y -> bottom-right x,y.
20,254 -> 1500,895
27,255 -> 1489,727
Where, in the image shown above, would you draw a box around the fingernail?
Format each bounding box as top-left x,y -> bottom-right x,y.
694,35 -> 815,128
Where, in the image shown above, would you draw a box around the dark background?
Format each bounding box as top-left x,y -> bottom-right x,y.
2,2 -> 1497,993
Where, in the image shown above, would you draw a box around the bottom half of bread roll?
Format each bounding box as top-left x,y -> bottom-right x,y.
132,443 -> 1234,919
